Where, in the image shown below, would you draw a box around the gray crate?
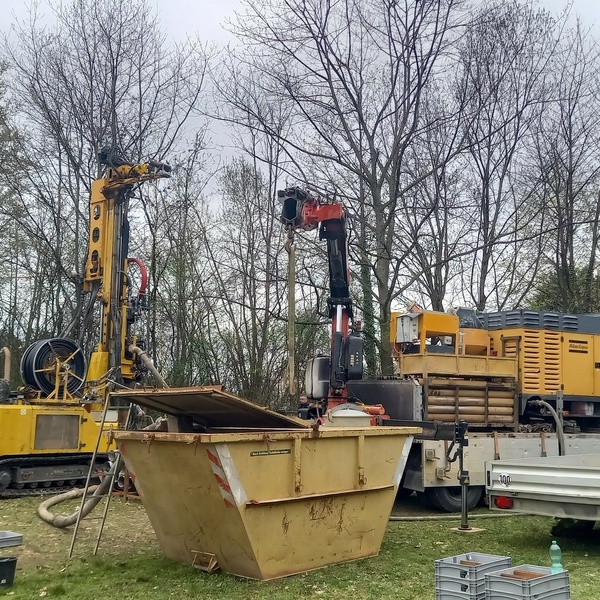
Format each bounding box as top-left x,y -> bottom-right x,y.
0,532 -> 22,549
436,553 -> 512,583
485,588 -> 570,600
436,575 -> 484,600
485,564 -> 570,600
435,553 -> 512,600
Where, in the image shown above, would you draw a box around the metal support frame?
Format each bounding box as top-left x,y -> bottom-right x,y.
446,420 -> 471,531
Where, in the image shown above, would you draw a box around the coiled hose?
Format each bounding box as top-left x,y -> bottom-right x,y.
37,455 -> 124,528
38,418 -> 165,528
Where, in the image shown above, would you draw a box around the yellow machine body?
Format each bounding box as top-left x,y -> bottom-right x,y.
84,174 -> 139,396
391,309 -> 600,428
387,309 -> 600,510
0,403 -> 113,456
0,402 -> 116,492
489,328 -> 600,398
391,311 -> 518,428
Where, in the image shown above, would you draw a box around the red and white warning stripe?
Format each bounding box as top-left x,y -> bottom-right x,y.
206,444 -> 246,508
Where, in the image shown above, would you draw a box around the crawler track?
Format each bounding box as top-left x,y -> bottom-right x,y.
0,484 -> 83,499
0,455 -> 107,499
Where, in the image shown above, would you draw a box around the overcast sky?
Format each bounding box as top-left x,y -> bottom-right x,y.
0,0 -> 240,41
2,0 -> 600,43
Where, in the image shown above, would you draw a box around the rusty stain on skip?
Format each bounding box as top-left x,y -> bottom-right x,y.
336,500 -> 347,533
282,513 -> 290,535
308,498 -> 335,521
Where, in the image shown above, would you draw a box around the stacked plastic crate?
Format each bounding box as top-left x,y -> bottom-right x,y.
436,553 -> 571,600
485,565 -> 571,600
435,553 -> 512,600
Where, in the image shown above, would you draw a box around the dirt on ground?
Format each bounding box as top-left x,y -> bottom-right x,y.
0,494 -> 158,570
0,490 -> 471,572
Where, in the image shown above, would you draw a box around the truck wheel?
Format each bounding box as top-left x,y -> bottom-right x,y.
551,518 -> 595,537
423,486 -> 484,513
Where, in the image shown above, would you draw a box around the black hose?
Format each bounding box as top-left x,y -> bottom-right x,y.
20,338 -> 86,395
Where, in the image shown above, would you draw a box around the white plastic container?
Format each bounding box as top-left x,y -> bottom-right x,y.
322,404 -> 372,427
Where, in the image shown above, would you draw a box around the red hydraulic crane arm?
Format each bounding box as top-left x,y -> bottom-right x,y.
279,188 -> 351,310
295,200 -> 346,230
278,187 -> 363,406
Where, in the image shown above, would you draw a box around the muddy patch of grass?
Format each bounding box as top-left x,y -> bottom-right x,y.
0,496 -> 155,570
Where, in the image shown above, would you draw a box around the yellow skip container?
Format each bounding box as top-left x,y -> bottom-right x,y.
111,387 -> 419,580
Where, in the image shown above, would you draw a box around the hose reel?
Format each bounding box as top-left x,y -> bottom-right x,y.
21,338 -> 87,396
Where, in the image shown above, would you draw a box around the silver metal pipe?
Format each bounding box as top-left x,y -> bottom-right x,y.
128,345 -> 168,388
1,347 -> 10,381
529,399 -> 565,456
335,304 -> 343,332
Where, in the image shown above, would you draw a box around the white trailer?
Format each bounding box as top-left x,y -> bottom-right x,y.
486,453 -> 600,521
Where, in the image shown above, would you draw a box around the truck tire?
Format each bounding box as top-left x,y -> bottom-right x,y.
551,518 -> 595,537
423,485 -> 484,513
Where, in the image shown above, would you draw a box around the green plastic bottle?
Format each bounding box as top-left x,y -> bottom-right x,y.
550,540 -> 563,574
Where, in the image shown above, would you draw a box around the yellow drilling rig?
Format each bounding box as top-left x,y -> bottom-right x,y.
0,148 -> 170,496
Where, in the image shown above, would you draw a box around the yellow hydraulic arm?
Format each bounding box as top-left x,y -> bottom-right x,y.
83,149 -> 171,404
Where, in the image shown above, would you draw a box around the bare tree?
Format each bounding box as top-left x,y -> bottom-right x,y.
394,83 -> 468,311
0,63 -> 45,377
1,0 -> 210,359
196,158 -> 290,404
528,22 -> 600,312
454,0 -> 558,311
134,138 -> 218,385
219,0 -> 466,373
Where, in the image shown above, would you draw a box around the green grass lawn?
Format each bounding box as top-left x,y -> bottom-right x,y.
0,496 -> 598,599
